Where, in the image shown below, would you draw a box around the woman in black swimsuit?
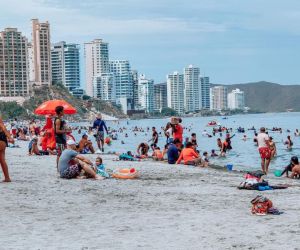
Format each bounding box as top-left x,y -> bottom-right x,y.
0,117 -> 14,182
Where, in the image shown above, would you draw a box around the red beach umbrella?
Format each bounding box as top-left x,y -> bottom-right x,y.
34,99 -> 77,115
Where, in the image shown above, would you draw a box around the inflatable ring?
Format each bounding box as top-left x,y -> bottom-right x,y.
112,168 -> 139,179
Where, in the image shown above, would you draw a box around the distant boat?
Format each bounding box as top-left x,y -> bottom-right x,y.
286,109 -> 293,112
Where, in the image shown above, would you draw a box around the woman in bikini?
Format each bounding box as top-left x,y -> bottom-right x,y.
0,117 -> 14,182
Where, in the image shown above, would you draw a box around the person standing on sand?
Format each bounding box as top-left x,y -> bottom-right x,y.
0,117 -> 14,182
257,127 -> 271,174
93,113 -> 108,153
54,106 -> 67,169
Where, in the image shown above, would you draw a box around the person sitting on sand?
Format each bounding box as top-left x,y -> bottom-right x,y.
167,139 -> 181,164
137,142 -> 149,157
176,142 -> 203,166
78,134 -> 95,154
281,156 -> 299,178
94,157 -> 109,178
203,152 -> 209,167
29,137 -> 49,155
58,139 -> 103,179
152,146 -> 164,161
290,160 -> 300,179
284,135 -> 293,150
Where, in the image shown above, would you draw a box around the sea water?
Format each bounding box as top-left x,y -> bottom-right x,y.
72,112 -> 300,171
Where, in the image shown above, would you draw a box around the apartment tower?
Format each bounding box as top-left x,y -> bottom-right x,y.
84,39 -> 109,97
0,28 -> 29,97
31,19 -> 51,86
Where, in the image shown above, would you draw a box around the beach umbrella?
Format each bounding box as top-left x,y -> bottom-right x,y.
34,99 -> 77,115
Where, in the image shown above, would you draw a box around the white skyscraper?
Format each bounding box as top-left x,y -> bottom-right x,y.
184,65 -> 201,112
228,88 -> 245,110
210,86 -> 228,110
93,73 -> 116,102
200,76 -> 210,109
84,39 -> 109,97
109,60 -> 133,100
167,72 -> 184,115
138,74 -> 154,113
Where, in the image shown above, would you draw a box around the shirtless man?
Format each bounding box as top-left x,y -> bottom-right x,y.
78,134 -> 95,154
257,127 -> 271,174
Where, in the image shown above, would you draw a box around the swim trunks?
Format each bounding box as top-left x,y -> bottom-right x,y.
95,131 -> 104,141
259,147 -> 271,159
61,164 -> 82,179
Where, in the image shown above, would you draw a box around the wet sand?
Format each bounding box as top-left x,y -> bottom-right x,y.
1,141 -> 300,250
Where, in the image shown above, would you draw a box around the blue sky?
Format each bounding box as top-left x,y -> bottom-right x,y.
1,0 -> 300,86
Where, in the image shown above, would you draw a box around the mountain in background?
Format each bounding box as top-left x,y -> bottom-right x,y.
217,81 -> 300,112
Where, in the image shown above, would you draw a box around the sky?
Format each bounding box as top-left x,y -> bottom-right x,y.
1,0 -> 300,86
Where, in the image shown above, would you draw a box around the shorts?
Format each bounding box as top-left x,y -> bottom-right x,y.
61,164 -> 82,179
56,143 -> 66,156
95,131 -> 104,141
259,147 -> 271,160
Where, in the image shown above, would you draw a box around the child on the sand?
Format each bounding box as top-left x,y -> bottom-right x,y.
94,157 -> 109,178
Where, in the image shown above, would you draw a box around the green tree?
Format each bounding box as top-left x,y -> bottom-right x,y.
161,107 -> 177,116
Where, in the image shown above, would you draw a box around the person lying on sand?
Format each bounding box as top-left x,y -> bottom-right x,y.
58,139 -> 103,180
176,142 -> 204,167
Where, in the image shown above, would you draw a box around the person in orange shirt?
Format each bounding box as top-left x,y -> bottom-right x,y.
152,146 -> 164,161
176,142 -> 203,166
173,118 -> 183,143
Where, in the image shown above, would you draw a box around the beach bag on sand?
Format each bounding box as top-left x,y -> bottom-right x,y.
251,195 -> 273,215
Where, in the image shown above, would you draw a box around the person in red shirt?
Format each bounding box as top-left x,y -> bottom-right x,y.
173,118 -> 183,143
176,142 -> 203,166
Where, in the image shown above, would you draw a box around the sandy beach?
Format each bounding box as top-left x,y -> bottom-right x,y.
1,141 -> 300,250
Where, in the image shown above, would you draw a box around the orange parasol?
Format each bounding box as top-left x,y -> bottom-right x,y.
34,99 -> 77,115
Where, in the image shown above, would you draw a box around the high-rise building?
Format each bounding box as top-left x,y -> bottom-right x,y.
167,72 -> 184,115
210,86 -> 228,110
228,88 -> 245,110
200,76 -> 210,109
184,65 -> 201,112
51,41 -> 80,91
31,19 -> 51,86
154,82 -> 167,112
0,28 -> 29,97
138,74 -> 154,113
131,70 -> 139,109
93,73 -> 116,102
84,39 -> 109,97
109,60 -> 133,100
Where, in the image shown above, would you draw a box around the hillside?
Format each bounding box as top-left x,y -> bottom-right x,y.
217,81 -> 300,112
0,84 -> 126,120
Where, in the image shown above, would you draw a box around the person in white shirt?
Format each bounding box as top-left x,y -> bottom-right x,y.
257,127 -> 271,174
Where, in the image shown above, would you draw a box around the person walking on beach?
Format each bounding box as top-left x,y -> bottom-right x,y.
257,127 -> 271,174
150,127 -> 158,151
54,106 -> 67,169
93,113 -> 108,153
0,117 -> 14,182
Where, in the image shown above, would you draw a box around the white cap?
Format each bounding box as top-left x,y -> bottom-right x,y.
67,139 -> 76,146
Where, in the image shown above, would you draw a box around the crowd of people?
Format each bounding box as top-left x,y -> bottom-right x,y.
0,106 -> 300,182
